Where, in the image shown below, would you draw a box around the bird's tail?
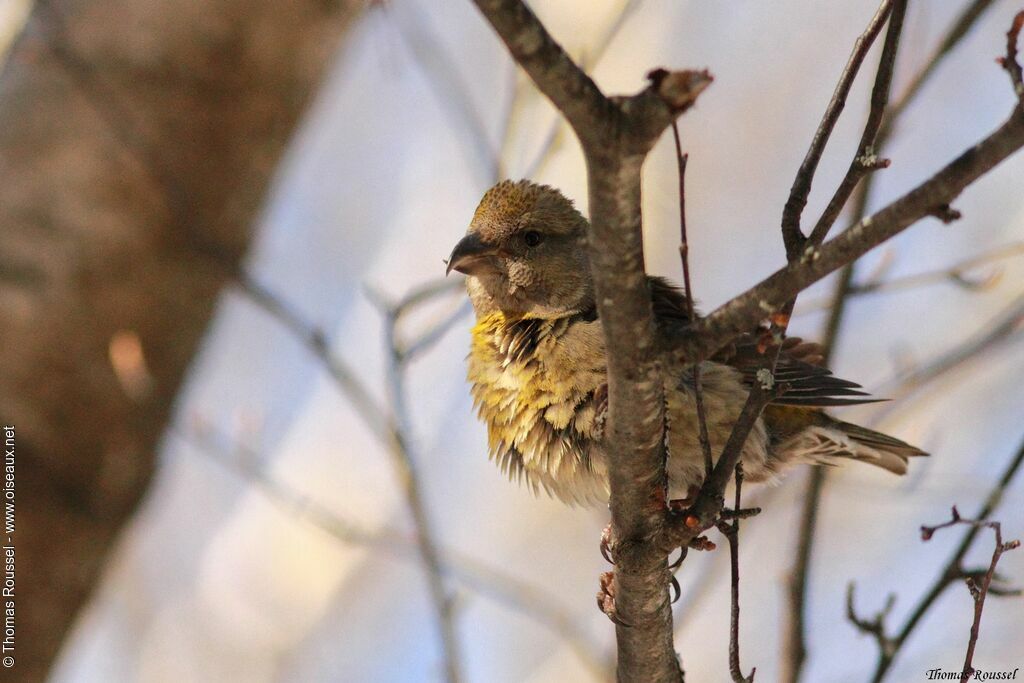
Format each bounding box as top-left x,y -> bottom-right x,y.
781,414 -> 928,475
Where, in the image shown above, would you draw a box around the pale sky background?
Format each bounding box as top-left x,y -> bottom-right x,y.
41,0 -> 1024,681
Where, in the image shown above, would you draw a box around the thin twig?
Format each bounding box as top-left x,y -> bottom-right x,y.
806,0 -> 908,247
676,105 -> 1024,366
784,3 -> 1005,677
845,584 -> 898,660
780,2 -> 911,674
862,436 -> 1024,682
236,272 -> 396,445
998,11 -> 1024,103
237,271 -> 470,681
847,243 -> 1021,294
920,507 -> 1021,683
176,422 -> 610,681
670,122 -> 713,477
374,292 -> 464,683
876,292 -> 1024,408
663,382 -> 778,551
716,465 -> 755,683
796,241 -> 1024,314
779,0 -> 897,259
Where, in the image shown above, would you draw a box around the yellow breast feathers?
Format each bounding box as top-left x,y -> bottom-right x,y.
466,311 -> 609,503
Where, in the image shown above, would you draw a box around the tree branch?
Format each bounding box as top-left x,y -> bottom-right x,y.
468,3 -> 1024,681
864,436 -> 1024,682
783,3 -> 1006,676
920,507 -> 1021,683
780,0 -> 896,259
778,0 -> 911,675
806,0 -> 907,247
178,421 -> 609,681
795,241 -> 1024,313
665,0 -> 907,554
238,272 -> 468,681
718,465 -> 756,682
370,290 -> 465,683
471,3 -> 714,681
679,106 -> 1024,365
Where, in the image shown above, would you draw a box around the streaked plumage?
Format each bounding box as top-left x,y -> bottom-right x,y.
449,180 -> 926,505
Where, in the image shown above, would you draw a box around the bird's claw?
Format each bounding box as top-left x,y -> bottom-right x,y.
600,523 -> 616,564
597,571 -> 632,626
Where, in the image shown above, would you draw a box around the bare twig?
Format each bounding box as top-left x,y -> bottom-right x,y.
236,271 -> 469,681
663,382 -> 778,551
670,122 -> 713,477
796,242 -> 1024,314
677,105 -> 1024,366
779,1 -> 910,676
806,0 -> 908,247
784,3 -> 1007,677
716,465 -> 755,683
861,436 -> 1024,682
667,0 -> 908,559
780,0 -> 897,259
847,243 -> 1021,295
846,584 -> 898,660
999,11 -> 1024,102
469,2 -> 1024,680
677,5 -> 1024,367
876,292 -> 1024,409
372,290 -> 465,683
920,507 -> 1021,683
177,422 -> 609,681
236,272 -> 396,445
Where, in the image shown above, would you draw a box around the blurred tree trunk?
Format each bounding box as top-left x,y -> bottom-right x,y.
0,0 -> 363,678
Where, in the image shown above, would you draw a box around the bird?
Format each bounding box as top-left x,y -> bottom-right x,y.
446,179 -> 926,506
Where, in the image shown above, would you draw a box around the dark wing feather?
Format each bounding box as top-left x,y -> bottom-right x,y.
648,276 -> 692,323
719,335 -> 884,406
647,276 -> 884,408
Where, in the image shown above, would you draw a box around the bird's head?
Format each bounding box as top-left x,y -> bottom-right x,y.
446,180 -> 592,318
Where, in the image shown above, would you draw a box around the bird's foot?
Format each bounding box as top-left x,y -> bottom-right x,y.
596,571 -> 631,626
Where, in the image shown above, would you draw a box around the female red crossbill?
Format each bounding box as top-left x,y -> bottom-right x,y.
446,179 -> 925,505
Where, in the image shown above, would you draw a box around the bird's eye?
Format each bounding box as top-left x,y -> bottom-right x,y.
523,230 -> 544,247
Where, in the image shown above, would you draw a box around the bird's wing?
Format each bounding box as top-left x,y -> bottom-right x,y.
647,276 -> 884,408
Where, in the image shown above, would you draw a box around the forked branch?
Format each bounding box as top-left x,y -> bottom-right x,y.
851,437 -> 1024,682
920,507 -> 1021,683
